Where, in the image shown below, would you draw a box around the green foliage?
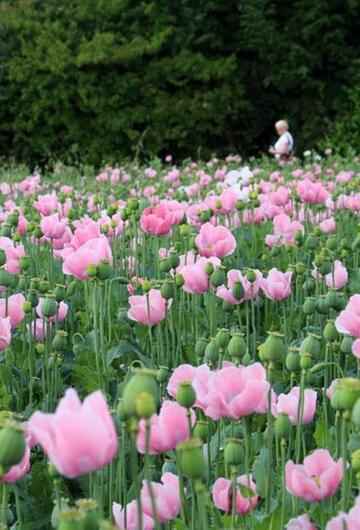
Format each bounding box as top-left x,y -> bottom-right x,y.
0,0 -> 360,164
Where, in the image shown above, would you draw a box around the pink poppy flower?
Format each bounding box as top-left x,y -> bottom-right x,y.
286,514 -> 316,529
136,401 -> 194,455
265,214 -> 304,247
128,289 -> 169,326
335,294 -> 360,338
113,500 -> 154,530
40,214 -> 67,240
177,257 -> 220,295
325,260 -> 348,290
195,222 -> 236,258
273,387 -> 317,424
212,475 -> 258,514
36,299 -> 68,323
167,364 -> 212,410
216,269 -> 263,304
62,236 -> 113,280
0,293 -> 25,328
285,449 -> 343,502
326,496 -> 360,530
141,473 -> 180,523
0,316 -> 11,350
261,268 -> 292,301
28,389 -> 118,478
203,364 -> 269,420
319,217 -> 336,234
140,204 -> 175,236
1,442 -> 30,484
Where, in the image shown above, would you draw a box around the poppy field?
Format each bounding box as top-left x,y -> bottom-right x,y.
0,153 -> 360,529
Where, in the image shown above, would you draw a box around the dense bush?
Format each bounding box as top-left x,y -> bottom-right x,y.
0,0 -> 359,165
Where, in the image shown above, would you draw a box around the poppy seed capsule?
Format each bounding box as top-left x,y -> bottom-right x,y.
177,438 -> 207,479
169,253 -> 180,269
86,264 -> 97,278
323,320 -> 338,342
42,296 -> 58,318
232,280 -> 244,300
195,338 -> 208,357
228,333 -> 247,358
352,397 -> 360,427
175,273 -> 185,288
331,378 -> 360,412
160,282 -> 174,300
97,261 -> 112,280
204,340 -> 219,365
302,297 -> 316,315
340,336 -> 354,354
0,269 -> 15,288
263,331 -> 286,363
210,268 -> 226,287
299,352 -> 312,370
224,438 -> 244,466
285,349 -> 300,372
325,290 -> 339,309
135,392 -> 156,419
0,422 -> 26,472
159,258 -> 172,273
193,420 -> 208,442
246,269 -> 256,282
157,366 -> 170,384
204,262 -> 214,276
122,368 -> 159,417
352,450 -> 360,472
274,413 -> 292,439
215,329 -> 230,349
0,250 -> 6,267
299,333 -> 321,360
176,381 -> 196,408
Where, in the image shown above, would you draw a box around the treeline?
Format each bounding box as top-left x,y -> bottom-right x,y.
0,0 -> 359,166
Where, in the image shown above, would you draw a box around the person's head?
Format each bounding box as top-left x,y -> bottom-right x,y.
275,120 -> 289,136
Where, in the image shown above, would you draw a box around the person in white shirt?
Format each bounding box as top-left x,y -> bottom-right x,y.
269,120 -> 294,162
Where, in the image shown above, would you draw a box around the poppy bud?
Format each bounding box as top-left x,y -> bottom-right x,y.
352,397 -> 360,427
54,284 -> 66,303
340,336 -> 353,354
302,297 -> 316,315
157,366 -> 170,384
302,278 -> 315,294
246,269 -> 256,282
23,300 -> 32,314
0,224 -> 12,237
324,290 -> 339,309
19,256 -> 30,271
175,273 -> 184,288
299,333 -> 321,360
142,280 -> 152,293
38,279 -> 50,294
159,258 -> 172,273
316,296 -> 329,315
204,340 -> 219,366
169,253 -> 180,269
176,381 -> 196,408
204,262 -> 214,276
52,330 -> 68,351
193,420 -> 208,443
160,282 -> 174,300
352,450 -> 360,472
300,352 -> 312,370
285,349 -> 300,372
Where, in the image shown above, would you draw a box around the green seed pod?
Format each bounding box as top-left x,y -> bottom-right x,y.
323,320 -> 338,342
128,198 -> 139,211
0,269 -> 15,288
352,449 -> 360,472
318,262 -> 332,275
52,330 -> 68,351
86,264 -> 97,278
228,333 -> 247,358
299,352 -> 312,370
274,413 -> 292,439
326,237 -> 338,251
324,290 -> 339,309
0,250 -> 6,267
340,336 -> 354,354
295,231 -> 303,246
122,368 -> 159,417
157,366 -> 170,384
116,400 -> 129,423
295,262 -> 305,275
142,280 -> 152,293
160,282 -> 174,300
304,235 -> 318,250
232,281 -> 244,300
179,224 -> 190,236
162,459 -> 177,475
302,297 -> 316,315
334,294 -> 346,311
53,284 -> 66,303
175,273 -> 185,288
135,392 -> 157,419
246,269 -> 256,282
23,300 -> 32,314
302,278 -> 315,294
316,296 -> 330,315
176,381 -> 196,408
97,261 -> 112,280
204,261 -> 214,276
159,258 -> 172,273
177,438 -> 207,479
210,268 -> 226,288
332,378 -> 360,412
169,253 -> 180,269
352,398 -> 360,427
0,224 -> 12,237
299,333 -> 321,360
193,420 -> 208,443
263,331 -> 286,363
42,296 -> 58,318
26,290 -> 38,307
215,328 -> 230,349
195,338 -> 208,358
75,499 -> 98,530
224,438 -> 244,466
58,508 -> 85,530
0,422 -> 26,472
38,279 -> 50,294
285,349 -> 301,372
204,339 -> 219,366
19,256 -> 30,272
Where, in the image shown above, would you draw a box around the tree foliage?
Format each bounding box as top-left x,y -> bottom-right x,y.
0,0 -> 359,165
